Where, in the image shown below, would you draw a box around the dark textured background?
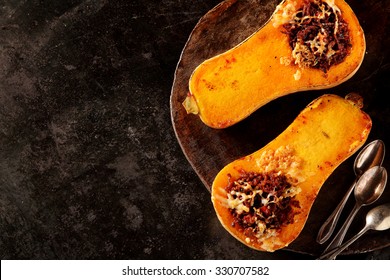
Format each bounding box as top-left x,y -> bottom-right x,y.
0,0 -> 388,259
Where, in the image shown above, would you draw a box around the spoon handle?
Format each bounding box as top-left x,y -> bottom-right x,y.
317,178 -> 357,244
322,202 -> 362,256
318,227 -> 369,260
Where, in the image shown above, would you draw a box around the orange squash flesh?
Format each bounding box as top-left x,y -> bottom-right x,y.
211,94 -> 371,252
184,0 -> 366,128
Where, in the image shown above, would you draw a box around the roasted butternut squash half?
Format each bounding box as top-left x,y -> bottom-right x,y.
211,94 -> 371,251
184,0 -> 366,128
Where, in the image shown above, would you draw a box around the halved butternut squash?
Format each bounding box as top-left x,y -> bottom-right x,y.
211,94 -> 371,251
184,0 -> 366,128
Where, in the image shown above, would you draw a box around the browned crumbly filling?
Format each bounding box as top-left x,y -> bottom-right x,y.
283,0 -> 351,72
226,171 -> 300,242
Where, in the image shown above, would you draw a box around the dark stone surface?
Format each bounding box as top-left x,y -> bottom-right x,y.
0,0 -> 388,259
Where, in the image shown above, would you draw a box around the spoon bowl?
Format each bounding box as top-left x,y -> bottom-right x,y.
355,166 -> 388,205
367,203 -> 390,231
354,140 -> 385,176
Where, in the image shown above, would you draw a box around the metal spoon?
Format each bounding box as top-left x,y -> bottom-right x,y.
317,140 -> 385,244
321,165 -> 387,256
318,203 -> 390,260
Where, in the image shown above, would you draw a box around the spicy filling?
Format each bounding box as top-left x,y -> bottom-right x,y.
226,171 -> 301,242
283,0 -> 351,72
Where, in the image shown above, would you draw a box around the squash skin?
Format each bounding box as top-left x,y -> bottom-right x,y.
185,0 -> 366,128
211,94 -> 371,252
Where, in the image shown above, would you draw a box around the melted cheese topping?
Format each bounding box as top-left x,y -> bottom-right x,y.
274,0 -> 346,77
273,0 -> 340,28
280,56 -> 292,66
291,0 -> 342,68
293,69 -> 302,80
255,145 -> 304,183
272,0 -> 298,28
226,176 -> 301,243
227,179 -> 300,214
225,146 -> 304,244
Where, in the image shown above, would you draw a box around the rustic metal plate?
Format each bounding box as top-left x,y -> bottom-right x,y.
170,0 -> 390,255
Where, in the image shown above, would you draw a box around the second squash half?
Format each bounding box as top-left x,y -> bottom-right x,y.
211,94 -> 372,251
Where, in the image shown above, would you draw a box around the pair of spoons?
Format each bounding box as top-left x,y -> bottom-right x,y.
317,139 -> 388,259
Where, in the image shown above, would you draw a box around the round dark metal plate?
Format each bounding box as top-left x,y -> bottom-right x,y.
171,0 -> 390,255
